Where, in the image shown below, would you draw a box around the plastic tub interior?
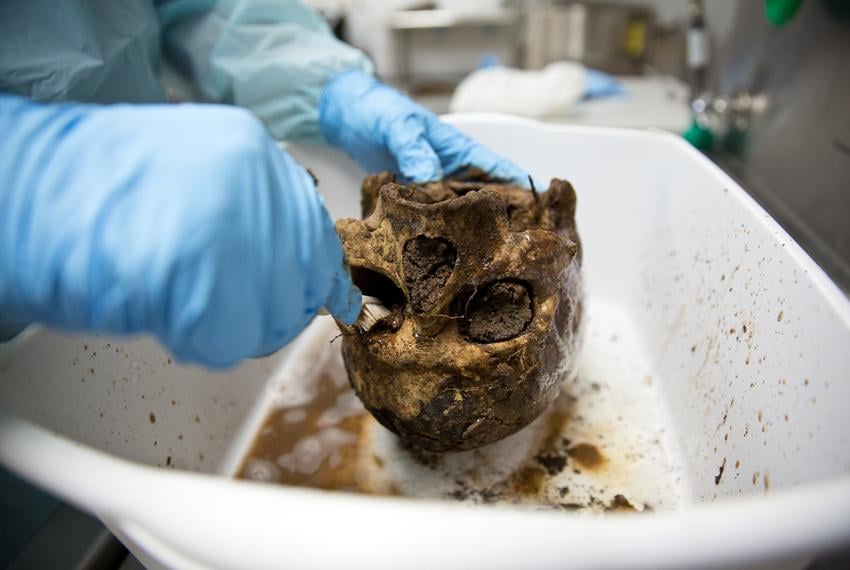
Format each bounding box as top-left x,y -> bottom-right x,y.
2,116 -> 849,569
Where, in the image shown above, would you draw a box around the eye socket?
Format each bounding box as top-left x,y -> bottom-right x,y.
402,236 -> 457,313
459,280 -> 533,343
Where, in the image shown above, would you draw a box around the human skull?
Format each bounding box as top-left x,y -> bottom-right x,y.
335,173 -> 582,452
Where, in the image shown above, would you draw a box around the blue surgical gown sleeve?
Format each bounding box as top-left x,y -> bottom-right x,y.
155,0 -> 374,141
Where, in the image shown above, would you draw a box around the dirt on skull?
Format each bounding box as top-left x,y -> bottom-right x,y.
462,281 -> 533,343
336,172 -> 583,451
403,237 -> 457,313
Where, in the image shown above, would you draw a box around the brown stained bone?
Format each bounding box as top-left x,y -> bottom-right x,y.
460,281 -> 533,343
403,236 -> 457,313
336,174 -> 583,452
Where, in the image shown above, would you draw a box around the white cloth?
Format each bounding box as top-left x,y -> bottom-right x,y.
449,61 -> 587,118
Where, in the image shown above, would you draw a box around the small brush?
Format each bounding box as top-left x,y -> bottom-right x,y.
354,295 -> 393,332
319,295 -> 392,333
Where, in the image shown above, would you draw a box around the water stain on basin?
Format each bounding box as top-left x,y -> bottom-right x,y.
236,310 -> 682,514
511,466 -> 548,496
239,371 -> 363,492
567,443 -> 607,471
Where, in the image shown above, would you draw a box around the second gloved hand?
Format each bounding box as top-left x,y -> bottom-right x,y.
0,95 -> 360,367
318,70 -> 529,185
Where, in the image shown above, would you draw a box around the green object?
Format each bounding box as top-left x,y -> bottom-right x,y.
765,0 -> 804,26
683,119 -> 715,151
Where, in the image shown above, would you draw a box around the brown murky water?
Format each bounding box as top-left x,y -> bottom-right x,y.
236,319 -> 681,512
239,371 -> 366,492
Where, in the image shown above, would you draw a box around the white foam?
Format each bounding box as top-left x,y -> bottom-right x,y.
277,427 -> 357,475
243,458 -> 280,482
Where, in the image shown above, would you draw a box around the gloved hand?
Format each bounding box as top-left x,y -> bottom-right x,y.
0,95 -> 360,367
319,70 -> 529,185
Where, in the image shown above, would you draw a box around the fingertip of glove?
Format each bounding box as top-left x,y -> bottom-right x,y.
519,173 -> 535,190
477,164 -> 532,188
396,141 -> 443,183
401,163 -> 442,184
495,163 -> 533,189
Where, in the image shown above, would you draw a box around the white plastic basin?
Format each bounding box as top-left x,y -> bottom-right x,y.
1,116 -> 849,569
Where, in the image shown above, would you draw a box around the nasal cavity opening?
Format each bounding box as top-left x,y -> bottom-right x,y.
350,267 -> 406,309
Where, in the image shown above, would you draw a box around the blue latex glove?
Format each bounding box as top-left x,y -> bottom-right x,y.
0,94 -> 360,367
585,69 -> 625,99
319,70 -> 529,185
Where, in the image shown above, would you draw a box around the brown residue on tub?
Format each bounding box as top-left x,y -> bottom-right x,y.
764,473 -> 770,492
511,466 -> 547,496
778,310 -> 784,322
717,409 -> 729,432
237,352 -> 665,513
237,372 -> 365,491
753,471 -> 760,485
714,457 -> 727,485
538,392 -> 575,450
536,453 -> 568,476
149,412 -> 156,424
606,494 -> 637,513
567,443 -> 606,470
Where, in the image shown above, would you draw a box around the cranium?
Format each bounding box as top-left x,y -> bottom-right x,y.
335,173 -> 582,451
